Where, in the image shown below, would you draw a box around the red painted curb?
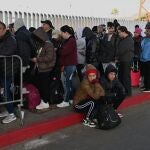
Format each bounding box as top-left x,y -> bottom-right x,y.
118,92 -> 150,110
0,92 -> 150,148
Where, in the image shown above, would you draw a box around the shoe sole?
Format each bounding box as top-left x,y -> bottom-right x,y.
83,122 -> 96,128
36,108 -> 50,113
0,115 -> 9,118
57,105 -> 70,108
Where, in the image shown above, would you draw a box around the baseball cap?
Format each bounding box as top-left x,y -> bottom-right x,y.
41,20 -> 54,29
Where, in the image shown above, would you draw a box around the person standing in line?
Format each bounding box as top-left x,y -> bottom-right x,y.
30,27 -> 56,110
0,21 -> 19,123
140,22 -> 150,92
75,28 -> 86,82
57,25 -> 77,108
41,20 -> 54,41
117,26 -> 134,96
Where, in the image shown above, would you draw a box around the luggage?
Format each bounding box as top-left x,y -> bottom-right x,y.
131,60 -> 140,87
23,83 -> 40,111
96,104 -> 121,130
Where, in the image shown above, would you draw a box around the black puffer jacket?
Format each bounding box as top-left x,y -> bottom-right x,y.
0,31 -> 19,77
15,26 -> 35,66
99,33 -> 118,63
82,27 -> 99,65
100,64 -> 126,98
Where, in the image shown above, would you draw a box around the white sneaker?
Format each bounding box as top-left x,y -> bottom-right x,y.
0,111 -> 9,118
2,113 -> 16,124
36,100 -> 49,110
57,101 -> 70,108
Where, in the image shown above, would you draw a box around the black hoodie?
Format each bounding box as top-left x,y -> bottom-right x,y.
100,64 -> 126,98
82,27 -> 99,65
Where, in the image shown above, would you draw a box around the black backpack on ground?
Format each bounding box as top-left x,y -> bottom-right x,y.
96,104 -> 121,130
49,79 -> 64,104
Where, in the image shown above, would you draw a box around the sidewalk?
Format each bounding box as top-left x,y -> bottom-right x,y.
0,87 -> 150,148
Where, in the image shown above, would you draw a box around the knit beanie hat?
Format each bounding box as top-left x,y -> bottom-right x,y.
14,18 -> 25,31
86,64 -> 98,76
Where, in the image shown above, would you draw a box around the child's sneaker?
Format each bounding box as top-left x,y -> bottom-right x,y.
82,118 -> 89,126
82,118 -> 96,128
118,113 -> 123,118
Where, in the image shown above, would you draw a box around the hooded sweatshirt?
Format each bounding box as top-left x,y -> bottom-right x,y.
82,27 -> 99,65
100,64 -> 125,98
14,18 -> 36,66
73,64 -> 104,105
33,27 -> 56,72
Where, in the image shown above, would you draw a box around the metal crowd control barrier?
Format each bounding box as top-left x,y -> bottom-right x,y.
0,55 -> 24,125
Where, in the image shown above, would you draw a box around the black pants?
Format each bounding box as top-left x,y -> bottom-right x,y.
76,64 -> 84,82
36,71 -> 52,103
141,61 -> 150,89
111,95 -> 125,109
118,62 -> 132,96
74,99 -> 98,119
100,94 -> 125,110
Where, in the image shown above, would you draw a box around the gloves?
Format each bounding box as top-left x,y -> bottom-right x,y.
91,79 -> 99,84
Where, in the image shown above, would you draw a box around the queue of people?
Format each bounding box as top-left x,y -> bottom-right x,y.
0,18 -> 149,126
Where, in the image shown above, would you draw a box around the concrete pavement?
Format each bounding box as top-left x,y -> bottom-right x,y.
5,101 -> 150,150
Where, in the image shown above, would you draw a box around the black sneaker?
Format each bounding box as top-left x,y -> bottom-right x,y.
82,118 -> 96,128
88,120 -> 96,128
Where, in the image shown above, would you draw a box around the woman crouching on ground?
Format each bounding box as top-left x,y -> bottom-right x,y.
73,64 -> 105,127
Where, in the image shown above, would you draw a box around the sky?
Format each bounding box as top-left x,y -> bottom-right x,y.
0,0 -> 150,18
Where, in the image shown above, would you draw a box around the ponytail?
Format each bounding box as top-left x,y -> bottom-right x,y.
60,25 -> 74,36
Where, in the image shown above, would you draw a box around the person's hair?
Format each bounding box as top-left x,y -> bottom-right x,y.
107,22 -> 114,28
9,23 -> 14,28
29,27 -> 36,33
0,21 -> 6,29
92,26 -> 97,33
60,25 -> 74,36
135,25 -> 139,28
118,26 -> 129,34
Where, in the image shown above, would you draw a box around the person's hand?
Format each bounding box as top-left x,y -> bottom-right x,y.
91,79 -> 99,84
31,57 -> 37,63
61,66 -> 64,72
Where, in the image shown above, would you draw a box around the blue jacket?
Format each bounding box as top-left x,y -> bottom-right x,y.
140,37 -> 150,62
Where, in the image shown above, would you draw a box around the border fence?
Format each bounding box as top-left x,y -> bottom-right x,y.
0,10 -> 147,33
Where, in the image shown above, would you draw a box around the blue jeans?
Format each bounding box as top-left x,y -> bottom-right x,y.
0,77 -> 14,114
63,66 -> 76,102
